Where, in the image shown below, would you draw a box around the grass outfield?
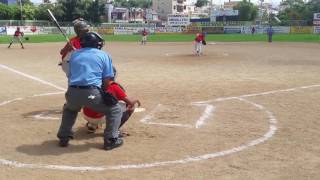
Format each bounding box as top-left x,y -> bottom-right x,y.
0,34 -> 319,43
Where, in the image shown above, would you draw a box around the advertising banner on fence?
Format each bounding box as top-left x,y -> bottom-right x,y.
167,14 -> 190,26
290,26 -> 313,34
202,26 -> 224,34
314,26 -> 320,33
6,26 -> 39,35
113,27 -> 155,35
155,27 -> 184,33
270,26 -> 290,34
0,27 -> 6,35
95,27 -> 114,35
38,26 -> 73,35
241,26 -> 265,34
224,26 -> 241,34
241,26 -> 290,34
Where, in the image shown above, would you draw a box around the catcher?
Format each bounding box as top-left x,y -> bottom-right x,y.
59,18 -> 90,75
8,27 -> 25,49
83,68 -> 141,134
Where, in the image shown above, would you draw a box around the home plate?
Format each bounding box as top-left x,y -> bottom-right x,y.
134,107 -> 145,112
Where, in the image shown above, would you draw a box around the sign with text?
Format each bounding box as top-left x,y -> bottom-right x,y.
167,14 -> 190,26
0,27 -> 6,35
211,9 -> 239,17
314,26 -> 320,33
314,13 -> 320,20
313,20 -> 320,25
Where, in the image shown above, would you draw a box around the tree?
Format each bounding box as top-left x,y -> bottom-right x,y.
55,0 -> 82,21
195,0 -> 208,8
137,0 -> 152,9
113,0 -> 151,8
0,3 -> 12,19
19,0 -> 33,5
234,0 -> 258,21
86,0 -> 105,23
34,4 -> 55,20
21,4 -> 37,20
278,0 -> 311,25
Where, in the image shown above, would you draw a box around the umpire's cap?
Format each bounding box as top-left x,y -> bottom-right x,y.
80,32 -> 105,49
73,18 -> 90,36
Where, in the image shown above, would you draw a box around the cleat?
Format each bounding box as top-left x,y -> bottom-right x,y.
104,138 -> 123,150
58,138 -> 69,147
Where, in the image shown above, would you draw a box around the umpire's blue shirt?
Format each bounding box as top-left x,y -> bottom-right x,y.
68,47 -> 114,87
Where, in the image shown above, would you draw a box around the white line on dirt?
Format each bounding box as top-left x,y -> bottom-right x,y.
0,64 -> 66,91
140,104 -> 193,128
194,104 -> 215,129
33,113 -> 60,120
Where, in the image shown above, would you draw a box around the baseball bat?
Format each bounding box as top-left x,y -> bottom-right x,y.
47,9 -> 71,43
274,16 -> 281,23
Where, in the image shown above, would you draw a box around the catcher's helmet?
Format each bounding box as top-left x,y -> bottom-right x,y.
73,18 -> 90,36
80,32 -> 105,49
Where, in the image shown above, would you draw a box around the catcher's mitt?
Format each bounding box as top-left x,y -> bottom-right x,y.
25,37 -> 29,41
202,40 -> 207,45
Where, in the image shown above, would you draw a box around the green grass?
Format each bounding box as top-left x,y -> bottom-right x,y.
0,33 -> 319,44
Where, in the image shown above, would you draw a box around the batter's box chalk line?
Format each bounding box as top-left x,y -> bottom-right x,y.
140,103 -> 215,129
1,63 -> 320,171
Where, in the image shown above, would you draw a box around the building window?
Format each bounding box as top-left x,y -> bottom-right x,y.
184,5 -> 186,10
173,5 -> 176,10
177,5 -> 183,12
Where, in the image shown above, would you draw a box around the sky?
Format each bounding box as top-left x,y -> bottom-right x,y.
30,0 -> 282,6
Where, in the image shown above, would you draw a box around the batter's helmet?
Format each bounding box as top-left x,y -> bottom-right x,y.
80,32 -> 105,49
73,18 -> 90,37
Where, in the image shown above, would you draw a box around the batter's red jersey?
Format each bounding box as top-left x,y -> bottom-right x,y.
142,30 -> 147,36
60,36 -> 82,59
83,82 -> 127,118
195,34 -> 204,42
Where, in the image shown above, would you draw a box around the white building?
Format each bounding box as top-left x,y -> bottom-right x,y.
153,0 -> 189,21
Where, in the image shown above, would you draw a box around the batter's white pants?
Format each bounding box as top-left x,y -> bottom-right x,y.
195,41 -> 203,55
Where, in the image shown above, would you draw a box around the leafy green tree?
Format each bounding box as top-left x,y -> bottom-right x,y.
34,4 -> 55,20
234,0 -> 258,21
113,0 -> 151,8
19,0 -> 33,5
0,3 -> 12,19
11,5 -> 22,20
55,0 -> 81,21
86,0 -> 105,23
306,0 -> 320,24
22,4 -> 37,20
195,0 -> 208,8
137,0 -> 152,9
278,0 -> 312,25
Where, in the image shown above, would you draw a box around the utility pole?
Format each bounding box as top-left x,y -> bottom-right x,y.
19,0 -> 23,26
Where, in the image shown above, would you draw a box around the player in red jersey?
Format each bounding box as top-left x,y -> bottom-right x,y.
8,27 -> 24,49
59,18 -> 90,75
194,32 -> 206,56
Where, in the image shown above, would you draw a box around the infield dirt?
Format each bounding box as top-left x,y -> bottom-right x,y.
0,42 -> 319,179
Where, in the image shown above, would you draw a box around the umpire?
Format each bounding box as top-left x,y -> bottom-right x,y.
57,32 -> 123,150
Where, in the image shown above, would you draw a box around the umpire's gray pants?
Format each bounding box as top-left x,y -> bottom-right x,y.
57,87 -> 122,142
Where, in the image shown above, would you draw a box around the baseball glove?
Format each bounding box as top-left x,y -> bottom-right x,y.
202,40 -> 207,45
25,37 -> 29,40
